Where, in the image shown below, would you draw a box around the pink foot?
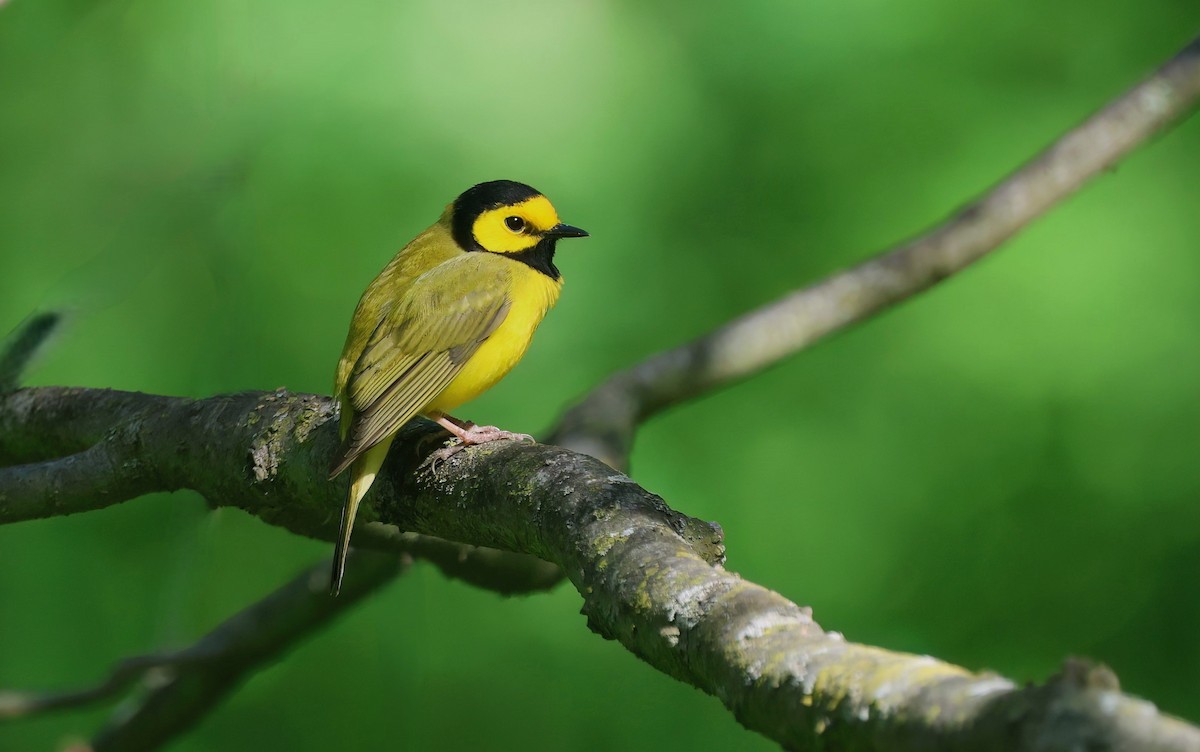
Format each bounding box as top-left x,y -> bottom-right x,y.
422,416 -> 534,471
454,424 -> 535,444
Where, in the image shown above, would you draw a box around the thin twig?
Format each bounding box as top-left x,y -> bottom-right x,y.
88,551 -> 404,752
0,551 -> 401,751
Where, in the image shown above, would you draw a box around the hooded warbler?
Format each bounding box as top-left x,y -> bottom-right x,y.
327,180 -> 587,595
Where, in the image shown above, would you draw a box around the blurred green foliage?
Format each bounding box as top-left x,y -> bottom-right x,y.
2,0 -> 1199,749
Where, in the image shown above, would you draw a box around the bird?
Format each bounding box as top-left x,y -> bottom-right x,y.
327,180 -> 587,595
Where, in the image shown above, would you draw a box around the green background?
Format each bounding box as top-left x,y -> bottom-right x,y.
2,1 -> 1199,749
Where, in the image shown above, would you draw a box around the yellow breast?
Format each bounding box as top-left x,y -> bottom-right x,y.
424,263 -> 562,415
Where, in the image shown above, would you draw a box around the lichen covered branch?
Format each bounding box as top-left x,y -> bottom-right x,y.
2,385 -> 1198,750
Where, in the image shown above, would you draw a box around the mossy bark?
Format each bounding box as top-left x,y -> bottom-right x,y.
3,385 -> 1197,751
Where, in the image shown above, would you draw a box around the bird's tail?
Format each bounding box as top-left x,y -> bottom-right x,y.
330,438 -> 393,596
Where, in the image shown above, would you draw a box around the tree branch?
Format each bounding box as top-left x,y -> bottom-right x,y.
1,550 -> 406,751
552,35 -> 1200,469
3,385 -> 1199,750
0,327 -> 560,749
0,385 -> 560,594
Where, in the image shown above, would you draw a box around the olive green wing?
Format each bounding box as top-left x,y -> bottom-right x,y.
330,263 -> 511,478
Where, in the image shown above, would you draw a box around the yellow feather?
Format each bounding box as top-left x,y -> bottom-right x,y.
470,195 -> 560,253
426,263 -> 561,413
330,438 -> 392,596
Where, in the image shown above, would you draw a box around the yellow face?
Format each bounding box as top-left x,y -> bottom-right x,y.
471,195 -> 562,254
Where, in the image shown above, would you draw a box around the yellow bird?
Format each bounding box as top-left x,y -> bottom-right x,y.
327,180 -> 587,595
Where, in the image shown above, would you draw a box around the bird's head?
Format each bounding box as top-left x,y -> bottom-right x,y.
449,181 -> 587,277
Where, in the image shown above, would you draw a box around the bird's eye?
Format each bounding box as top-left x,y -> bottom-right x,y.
504,216 -> 526,233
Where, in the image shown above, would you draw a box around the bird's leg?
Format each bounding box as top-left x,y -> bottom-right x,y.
436,414 -> 473,431
422,411 -> 535,470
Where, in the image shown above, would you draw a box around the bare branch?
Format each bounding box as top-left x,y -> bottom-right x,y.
0,385 -> 560,595
2,385 -> 1198,750
552,35 -> 1200,468
1,551 -> 404,752
0,387 -> 560,747
0,551 -> 402,723
0,386 -> 559,748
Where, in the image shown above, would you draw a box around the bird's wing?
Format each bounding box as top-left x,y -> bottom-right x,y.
330,260 -> 511,477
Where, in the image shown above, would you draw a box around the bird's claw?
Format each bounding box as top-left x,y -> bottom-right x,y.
460,425 -> 535,444
419,426 -> 536,474
421,440 -> 468,473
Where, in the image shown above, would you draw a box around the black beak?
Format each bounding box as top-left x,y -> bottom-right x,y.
545,223 -> 589,239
